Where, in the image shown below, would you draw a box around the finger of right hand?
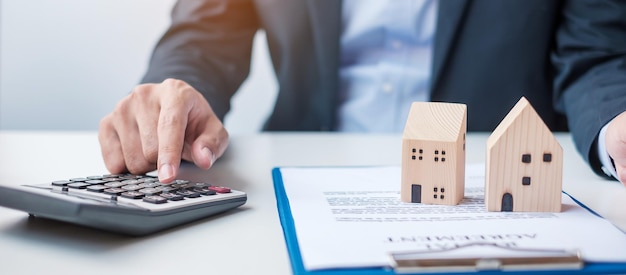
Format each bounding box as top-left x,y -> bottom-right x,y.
101,95 -> 155,175
188,124 -> 229,170
132,85 -> 160,162
155,79 -> 193,182
99,114 -> 126,174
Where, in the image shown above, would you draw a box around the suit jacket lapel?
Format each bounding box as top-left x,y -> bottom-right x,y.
432,0 -> 470,93
306,0 -> 342,129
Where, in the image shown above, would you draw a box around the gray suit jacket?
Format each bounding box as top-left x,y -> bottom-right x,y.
142,0 -> 626,177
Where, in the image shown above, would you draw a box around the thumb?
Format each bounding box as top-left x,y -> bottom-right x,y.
192,144 -> 216,170
188,130 -> 229,170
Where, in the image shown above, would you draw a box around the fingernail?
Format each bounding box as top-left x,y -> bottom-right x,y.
202,147 -> 215,167
159,163 -> 174,182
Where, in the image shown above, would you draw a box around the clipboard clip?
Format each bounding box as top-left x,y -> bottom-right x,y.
389,242 -> 583,273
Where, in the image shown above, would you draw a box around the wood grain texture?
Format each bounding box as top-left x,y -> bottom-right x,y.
401,102 -> 467,205
486,97 -> 563,212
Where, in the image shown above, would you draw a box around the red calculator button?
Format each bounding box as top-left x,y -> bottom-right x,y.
208,186 -> 231,193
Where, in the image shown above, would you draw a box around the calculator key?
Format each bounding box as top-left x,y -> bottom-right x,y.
143,195 -> 168,204
69,178 -> 88,182
121,185 -> 143,191
191,182 -> 212,188
51,180 -> 71,186
182,184 -> 204,190
104,181 -> 125,188
155,186 -> 178,193
68,182 -> 91,189
86,175 -> 104,180
159,192 -> 184,201
193,188 -> 216,196
137,177 -> 158,183
138,182 -> 160,188
121,191 -> 144,199
121,179 -> 140,185
85,179 -> 107,185
120,175 -> 141,180
174,179 -> 190,184
169,183 -> 186,189
139,188 -> 161,195
176,190 -> 201,198
208,186 -> 231,193
103,188 -> 126,195
86,185 -> 108,192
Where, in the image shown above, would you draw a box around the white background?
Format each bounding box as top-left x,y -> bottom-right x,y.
0,0 -> 277,135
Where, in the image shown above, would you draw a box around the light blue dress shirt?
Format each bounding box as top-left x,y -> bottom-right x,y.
337,0 -> 438,132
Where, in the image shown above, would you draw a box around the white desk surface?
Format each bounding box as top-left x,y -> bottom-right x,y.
1,131 -> 625,275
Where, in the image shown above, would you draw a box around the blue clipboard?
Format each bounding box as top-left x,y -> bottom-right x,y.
272,167 -> 626,275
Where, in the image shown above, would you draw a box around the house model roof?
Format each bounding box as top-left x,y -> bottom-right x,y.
402,102 -> 466,142
487,97 -> 557,148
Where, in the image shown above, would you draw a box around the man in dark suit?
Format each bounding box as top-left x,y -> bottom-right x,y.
98,0 -> 626,185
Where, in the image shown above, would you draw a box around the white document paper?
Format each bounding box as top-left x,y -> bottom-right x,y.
279,164 -> 626,271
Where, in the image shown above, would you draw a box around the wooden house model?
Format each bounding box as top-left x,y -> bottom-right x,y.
485,97 -> 563,212
401,102 -> 467,205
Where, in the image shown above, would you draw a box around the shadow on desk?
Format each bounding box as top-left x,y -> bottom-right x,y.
0,207 -> 249,253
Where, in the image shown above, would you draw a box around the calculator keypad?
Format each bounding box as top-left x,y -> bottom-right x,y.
45,174 -> 241,210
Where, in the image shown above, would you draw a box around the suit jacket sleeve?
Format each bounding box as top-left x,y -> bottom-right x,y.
552,0 -> 626,177
140,0 -> 260,120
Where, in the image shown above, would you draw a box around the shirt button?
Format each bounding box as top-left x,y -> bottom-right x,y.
382,83 -> 394,93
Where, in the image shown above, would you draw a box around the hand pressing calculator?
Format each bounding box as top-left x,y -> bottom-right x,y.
0,173 -> 247,235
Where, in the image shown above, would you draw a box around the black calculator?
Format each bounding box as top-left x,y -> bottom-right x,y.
0,173 -> 247,235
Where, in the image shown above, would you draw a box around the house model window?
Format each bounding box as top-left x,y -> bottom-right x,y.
544,153 -> 552,162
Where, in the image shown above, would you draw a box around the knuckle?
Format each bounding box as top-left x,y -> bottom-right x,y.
125,160 -> 151,175
143,145 -> 159,163
122,149 -> 153,175
159,113 -> 185,127
126,86 -> 155,108
106,161 -> 127,175
101,152 -> 127,174
113,97 -> 133,117
98,114 -> 113,130
131,84 -> 153,99
162,78 -> 197,99
162,78 -> 186,88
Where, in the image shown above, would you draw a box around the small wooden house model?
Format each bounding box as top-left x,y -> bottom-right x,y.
401,102 -> 467,205
485,97 -> 562,212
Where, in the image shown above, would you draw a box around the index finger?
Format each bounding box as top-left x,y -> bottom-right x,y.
156,87 -> 192,183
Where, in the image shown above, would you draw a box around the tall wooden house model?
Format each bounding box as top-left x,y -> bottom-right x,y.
485,97 -> 563,212
401,102 -> 467,205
